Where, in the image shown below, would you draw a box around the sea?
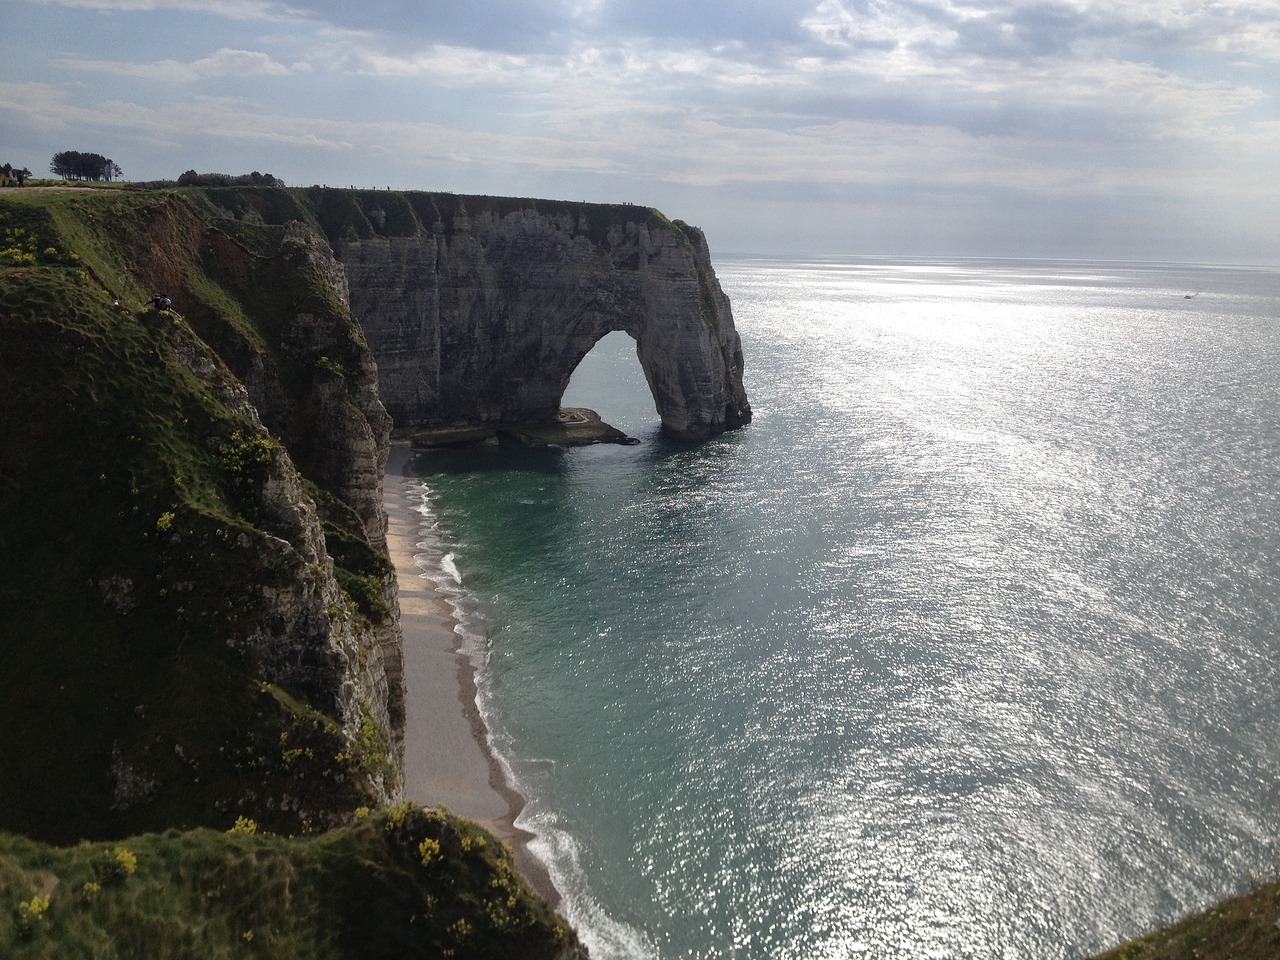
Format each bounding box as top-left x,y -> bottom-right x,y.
408,256 -> 1280,959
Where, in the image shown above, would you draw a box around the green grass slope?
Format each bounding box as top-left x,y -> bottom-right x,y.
1089,878 -> 1280,960
0,804 -> 577,959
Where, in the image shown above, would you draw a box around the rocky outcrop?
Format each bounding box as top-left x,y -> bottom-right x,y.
326,195 -> 751,442
15,188 -> 749,837
126,196 -> 406,804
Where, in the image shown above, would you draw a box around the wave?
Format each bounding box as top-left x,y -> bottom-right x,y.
518,802 -> 655,960
439,551 -> 462,590
405,478 -> 650,959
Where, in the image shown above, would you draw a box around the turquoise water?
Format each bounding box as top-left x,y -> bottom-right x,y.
411,258 -> 1280,959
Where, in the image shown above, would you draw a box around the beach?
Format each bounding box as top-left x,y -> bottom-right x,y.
382,443 -> 558,904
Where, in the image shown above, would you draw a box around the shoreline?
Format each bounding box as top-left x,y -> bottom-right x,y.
382,443 -> 560,907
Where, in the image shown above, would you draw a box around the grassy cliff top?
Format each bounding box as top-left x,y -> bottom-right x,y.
1088,878 -> 1280,960
178,182 -> 679,248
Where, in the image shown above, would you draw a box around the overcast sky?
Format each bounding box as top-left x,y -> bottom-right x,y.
3,0 -> 1278,262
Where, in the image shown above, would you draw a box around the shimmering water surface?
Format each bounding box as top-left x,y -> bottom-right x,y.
411,258 -> 1280,959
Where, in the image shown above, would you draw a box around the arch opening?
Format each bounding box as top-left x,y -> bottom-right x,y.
560,331 -> 661,438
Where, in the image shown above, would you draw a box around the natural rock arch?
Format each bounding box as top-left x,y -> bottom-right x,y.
334,196 -> 751,442
530,281 -> 748,442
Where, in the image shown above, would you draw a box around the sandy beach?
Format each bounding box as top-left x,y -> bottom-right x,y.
382,443 -> 558,904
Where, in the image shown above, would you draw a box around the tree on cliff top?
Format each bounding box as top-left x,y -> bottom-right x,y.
50,150 -> 122,182
177,169 -> 286,187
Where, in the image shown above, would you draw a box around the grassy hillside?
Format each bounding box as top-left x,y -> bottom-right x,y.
0,803 -> 576,959
0,188 -> 381,842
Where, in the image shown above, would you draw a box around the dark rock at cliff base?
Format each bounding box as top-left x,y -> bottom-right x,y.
410,407 -> 638,448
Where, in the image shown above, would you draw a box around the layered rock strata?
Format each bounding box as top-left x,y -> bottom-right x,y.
326,195 -> 751,442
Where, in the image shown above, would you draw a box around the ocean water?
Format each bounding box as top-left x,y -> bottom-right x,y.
410,257 -> 1280,959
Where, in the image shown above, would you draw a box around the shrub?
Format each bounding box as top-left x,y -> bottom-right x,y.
94,845 -> 138,885
418,836 -> 441,867
218,429 -> 275,485
227,816 -> 258,835
15,895 -> 49,938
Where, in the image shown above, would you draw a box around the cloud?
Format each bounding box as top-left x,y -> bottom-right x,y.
13,0 -> 1271,177
283,0 -> 577,53
8,1 -> 1278,260
313,36 -> 536,83
0,81 -> 613,170
54,48 -> 294,82
574,0 -> 814,46
31,0 -> 298,18
801,0 -> 1280,63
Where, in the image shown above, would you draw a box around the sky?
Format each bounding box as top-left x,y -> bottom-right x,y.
2,0 -> 1278,262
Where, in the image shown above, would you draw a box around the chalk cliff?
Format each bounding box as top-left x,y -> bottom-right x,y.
318,193 -> 751,442
2,186 -> 750,845
0,183 -> 751,956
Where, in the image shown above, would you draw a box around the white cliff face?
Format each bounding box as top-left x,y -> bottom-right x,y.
334,199 -> 751,442
260,225 -> 403,793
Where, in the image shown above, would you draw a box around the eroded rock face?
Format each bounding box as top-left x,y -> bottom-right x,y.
335,201 -> 751,442
157,202 -> 405,799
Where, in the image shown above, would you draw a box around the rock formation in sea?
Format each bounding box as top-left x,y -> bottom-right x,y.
302,192 -> 752,443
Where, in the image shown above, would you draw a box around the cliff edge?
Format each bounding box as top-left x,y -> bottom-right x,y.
0,188 -> 404,843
